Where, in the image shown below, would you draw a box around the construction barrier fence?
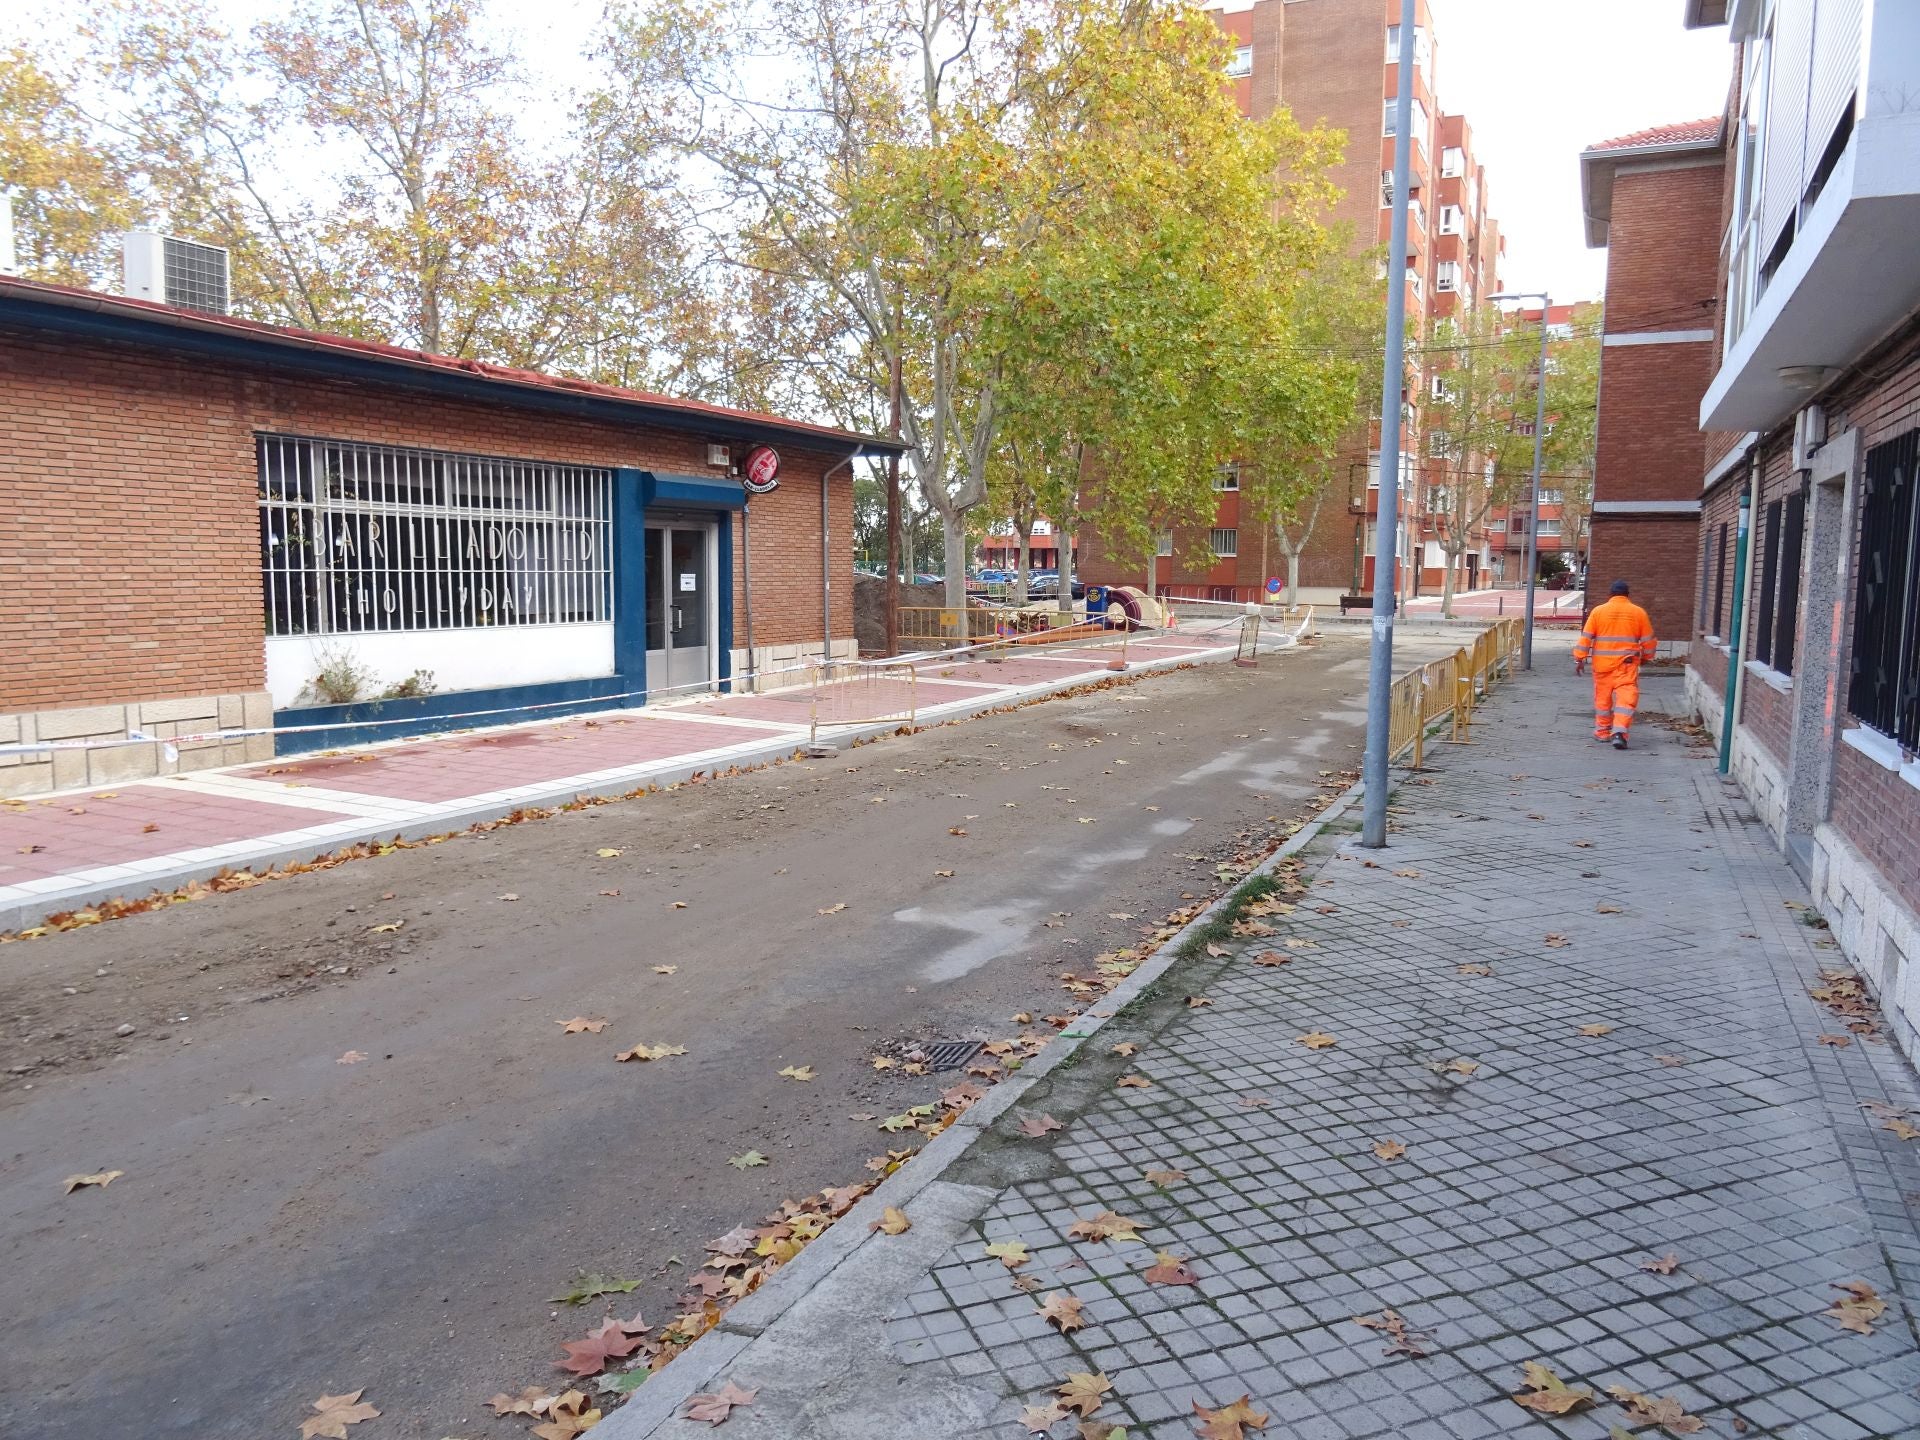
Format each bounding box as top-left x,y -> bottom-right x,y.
1386,616 -> 1523,768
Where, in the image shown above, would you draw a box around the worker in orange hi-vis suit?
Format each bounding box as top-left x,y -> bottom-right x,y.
1572,580 -> 1658,750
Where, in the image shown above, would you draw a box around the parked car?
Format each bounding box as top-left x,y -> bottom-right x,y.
1025,572 -> 1087,601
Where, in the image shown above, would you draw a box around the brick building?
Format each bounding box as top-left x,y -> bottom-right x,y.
0,273 -> 900,797
1578,119 -> 1728,642
1080,0 -> 1507,603
1603,1 -> 1920,1055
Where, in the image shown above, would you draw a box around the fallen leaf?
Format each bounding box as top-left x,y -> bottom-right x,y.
1037,1293 -> 1087,1332
778,1065 -> 815,1082
1352,1308 -> 1430,1358
597,847 -> 624,858
984,1240 -> 1031,1269
557,1313 -> 650,1376
1251,951 -> 1290,967
1442,1058 -> 1479,1077
934,869 -> 955,877
532,1389 -> 603,1439
1067,1210 -> 1143,1244
1078,1419 -> 1126,1440
616,1043 -> 686,1062
600,889 -> 621,897
501,893 -> 520,902
1110,1042 -> 1138,1056
369,920 -> 404,933
548,1271 -> 642,1305
1640,1253 -> 1680,1275
1511,1361 -> 1595,1415
1017,1113 -> 1063,1138
1144,1250 -> 1200,1286
490,1386 -> 557,1416
1206,942 -> 1229,958
871,1206 -> 912,1235
1573,839 -> 1594,848
816,902 -> 847,915
1606,1385 -> 1706,1434
558,1017 -> 610,1034
1823,1280 -> 1887,1334
1191,1394 -> 1269,1439
1818,1033 -> 1852,1047
727,1151 -> 769,1170
299,1390 -> 381,1439
1887,1116 -> 1920,1141
142,823 -> 160,833
682,1380 -> 757,1426
1145,1167 -> 1188,1186
1020,1401 -> 1066,1433
1186,995 -> 1213,1009
670,900 -> 687,909
1296,1031 -> 1337,1049
1012,1011 -> 1032,1023
870,1056 -> 896,1071
652,964 -> 678,975
1576,1023 -> 1614,1037
1393,869 -> 1421,879
1372,1139 -> 1407,1161
1236,1094 -> 1272,1109
336,1050 -> 367,1065
1057,1371 -> 1113,1418
61,1170 -> 123,1194
1116,1074 -> 1152,1089
948,827 -> 967,836
1456,963 -> 1493,976
1597,902 -> 1623,913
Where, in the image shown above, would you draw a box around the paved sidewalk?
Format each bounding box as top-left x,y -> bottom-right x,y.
1403,588 -> 1585,624
0,629 -> 1233,933
611,668 -> 1920,1439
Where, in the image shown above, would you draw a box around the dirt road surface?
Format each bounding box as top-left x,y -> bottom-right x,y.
0,627 -> 1471,1438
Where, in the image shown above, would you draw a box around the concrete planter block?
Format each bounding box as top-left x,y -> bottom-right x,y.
36,705 -> 129,741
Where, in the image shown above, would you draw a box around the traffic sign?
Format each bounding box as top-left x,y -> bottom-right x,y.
1265,576 -> 1282,595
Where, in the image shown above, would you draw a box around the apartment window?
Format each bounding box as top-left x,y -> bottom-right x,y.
1430,373 -> 1449,400
1428,430 -> 1453,458
1847,428 -> 1920,747
1210,528 -> 1238,558
1225,45 -> 1253,79
1753,498 -> 1783,666
1435,260 -> 1459,292
1407,267 -> 1423,300
1487,517 -> 1505,532
1536,488 -> 1562,505
1440,146 -> 1464,179
1383,98 -> 1429,140
256,434 -> 613,636
1712,521 -> 1729,636
1214,464 -> 1241,492
1384,24 -> 1429,68
1438,204 -> 1461,235
1380,172 -> 1395,208
1155,531 -> 1172,557
1536,519 -> 1561,538
1774,488 -> 1806,674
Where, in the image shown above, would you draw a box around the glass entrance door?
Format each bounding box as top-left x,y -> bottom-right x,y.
644,522 -> 716,696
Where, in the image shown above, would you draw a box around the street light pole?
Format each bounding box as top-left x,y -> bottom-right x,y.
1360,0 -> 1417,851
1490,290 -> 1551,671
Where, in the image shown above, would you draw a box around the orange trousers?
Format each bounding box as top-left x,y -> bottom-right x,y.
1593,666 -> 1640,740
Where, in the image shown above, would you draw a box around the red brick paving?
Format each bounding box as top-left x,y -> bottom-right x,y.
0,789 -> 353,885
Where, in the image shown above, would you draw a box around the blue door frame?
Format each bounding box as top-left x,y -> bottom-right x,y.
273,468 -> 745,753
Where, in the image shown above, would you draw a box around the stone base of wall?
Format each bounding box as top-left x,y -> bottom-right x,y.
1812,822 -> 1920,1061
0,693 -> 274,797
1684,663 -> 1788,841
728,638 -> 859,693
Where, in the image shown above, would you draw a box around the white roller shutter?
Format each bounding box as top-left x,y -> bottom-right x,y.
1805,0 -> 1861,166
1758,0 -> 1812,257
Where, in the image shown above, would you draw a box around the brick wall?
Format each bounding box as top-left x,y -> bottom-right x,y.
1831,741 -> 1920,916
1601,162 -> 1723,335
0,322 -> 855,713
1586,514 -> 1698,642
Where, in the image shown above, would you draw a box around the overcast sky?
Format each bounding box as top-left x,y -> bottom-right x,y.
1426,0 -> 1732,303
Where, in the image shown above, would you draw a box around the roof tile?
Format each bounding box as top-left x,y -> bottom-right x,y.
1586,117 -> 1721,153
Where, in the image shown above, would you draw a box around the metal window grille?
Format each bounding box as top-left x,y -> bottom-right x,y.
1846,428 -> 1920,748
1697,528 -> 1713,633
1210,527 -> 1238,558
257,434 -> 613,637
1754,498 -> 1783,666
1774,487 -> 1806,676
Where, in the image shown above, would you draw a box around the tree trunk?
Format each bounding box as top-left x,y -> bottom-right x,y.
1440,558 -> 1457,618
1014,521 -> 1031,605
1286,552 -> 1301,608
942,512 -> 967,608
1056,527 -> 1075,616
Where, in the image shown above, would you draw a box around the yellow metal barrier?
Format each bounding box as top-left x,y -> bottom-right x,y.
808,660 -> 918,746
1385,616 -> 1523,767
894,604 -> 1132,667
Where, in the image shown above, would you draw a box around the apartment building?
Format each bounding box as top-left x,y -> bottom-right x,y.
1081,0 -> 1506,603
1602,0 -> 1920,1056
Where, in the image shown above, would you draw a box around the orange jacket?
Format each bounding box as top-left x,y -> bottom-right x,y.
1573,595 -> 1657,677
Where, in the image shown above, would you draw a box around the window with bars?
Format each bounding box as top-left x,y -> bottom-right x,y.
1210,528 -> 1238,558
1753,488 -> 1808,673
1847,428 -> 1920,747
1754,498 -> 1783,667
1713,521 -> 1729,636
257,434 -> 613,637
1697,529 -> 1713,633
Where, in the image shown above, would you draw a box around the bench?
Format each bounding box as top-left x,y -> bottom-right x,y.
1337,594 -> 1373,614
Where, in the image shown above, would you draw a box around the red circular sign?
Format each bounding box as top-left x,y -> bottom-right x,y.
743,445 -> 781,493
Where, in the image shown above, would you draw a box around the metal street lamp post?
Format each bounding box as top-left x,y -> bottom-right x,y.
1489,289 -> 1551,671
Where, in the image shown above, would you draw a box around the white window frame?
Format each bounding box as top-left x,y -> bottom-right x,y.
1213,464 -> 1241,492
1209,527 -> 1239,558
1435,260 -> 1459,292
1225,45 -> 1253,79
1438,204 -> 1461,235
1441,146 -> 1465,179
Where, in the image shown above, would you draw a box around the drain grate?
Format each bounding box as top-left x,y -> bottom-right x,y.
922,1040 -> 984,1071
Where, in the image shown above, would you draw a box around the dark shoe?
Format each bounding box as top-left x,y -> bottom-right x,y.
1611,733 -> 1628,750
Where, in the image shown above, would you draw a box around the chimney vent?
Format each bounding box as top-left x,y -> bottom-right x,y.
123,230 -> 230,314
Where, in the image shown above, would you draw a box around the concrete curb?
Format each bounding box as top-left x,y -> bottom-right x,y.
595,776 -> 1371,1436
1,640 -> 1245,934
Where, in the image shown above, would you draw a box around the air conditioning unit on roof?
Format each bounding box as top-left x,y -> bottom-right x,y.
123,230 -> 230,315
